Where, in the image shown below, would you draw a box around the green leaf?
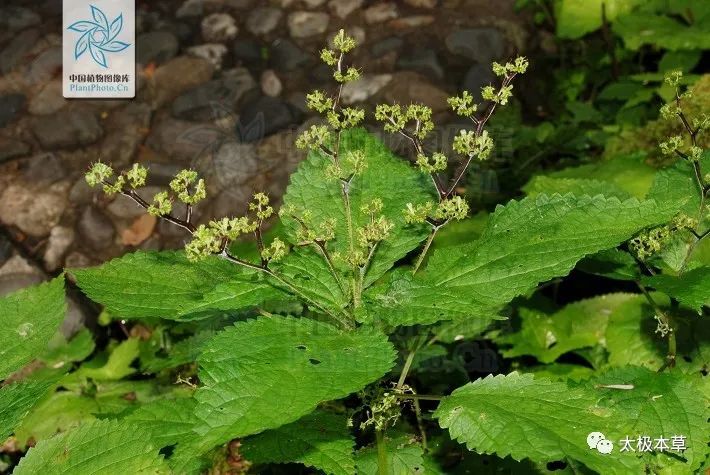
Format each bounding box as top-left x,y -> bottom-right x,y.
282,128 -> 434,290
123,397 -> 198,452
588,366 -> 709,472
72,251 -> 285,321
577,249 -> 640,281
646,155 -> 708,215
355,436 -> 425,475
365,194 -> 675,327
435,372 -> 643,474
243,410 -> 355,475
497,294 -> 637,363
193,316 -> 395,449
613,13 -> 710,50
0,277 -> 66,380
523,176 -> 632,200
555,0 -> 645,39
141,331 -> 213,373
642,267 -> 710,311
0,378 -> 56,441
14,419 -> 169,474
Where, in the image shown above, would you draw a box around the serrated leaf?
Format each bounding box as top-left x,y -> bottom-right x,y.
588,366 -> 709,472
0,378 -> 56,441
523,176 -> 632,200
646,155 -> 708,215
141,331 -> 213,373
123,397 -> 198,452
365,194 -> 675,327
13,419 -> 169,474
642,267 -> 710,311
613,13 -> 710,51
355,436 -> 425,475
497,294 -> 637,363
0,277 -> 66,380
435,372 -> 643,474
282,128 -> 434,290
72,251 -> 286,321
555,0 -> 645,39
577,249 -> 640,281
193,316 -> 395,449
243,410 -> 355,475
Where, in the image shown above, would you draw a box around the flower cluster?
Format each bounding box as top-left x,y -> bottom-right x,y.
630,214 -> 697,260
170,170 -> 206,205
453,129 -> 494,160
374,103 -> 435,141
403,197 -> 469,224
85,162 -> 149,195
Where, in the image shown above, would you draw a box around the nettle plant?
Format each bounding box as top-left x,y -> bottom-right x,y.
1,32 -> 708,474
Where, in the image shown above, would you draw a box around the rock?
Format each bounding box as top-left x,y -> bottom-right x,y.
341,74 -> 392,105
186,43 -> 229,70
152,56 -> 214,107
0,233 -> 12,267
208,141 -> 259,191
381,72 -> 449,113
172,69 -> 256,121
0,272 -> 44,298
404,0 -> 437,7
246,7 -> 283,36
0,28 -> 39,74
0,7 -> 41,32
301,0 -> 327,6
31,108 -> 103,149
237,96 -> 298,142
309,63 -> 332,83
0,94 -> 25,128
270,39 -> 312,72
146,117 -> 222,163
232,39 -> 263,65
136,31 -> 179,65
287,91 -> 309,114
0,138 -> 30,163
141,161 -> 184,186
176,0 -> 204,18
364,3 -> 398,24
201,13 -> 238,43
371,37 -> 403,57
64,251 -> 92,269
328,0 -> 363,19
27,46 -> 62,85
0,183 -> 68,237
397,48 -> 443,79
69,178 -> 94,205
23,153 -> 67,185
445,28 -> 505,63
100,103 -> 152,167
0,255 -> 40,279
462,63 -> 496,102
44,226 -> 74,271
107,186 -> 161,219
388,15 -> 435,29
260,70 -> 283,97
288,12 -> 329,38
28,80 -> 66,115
77,206 -> 115,250
121,214 -> 157,246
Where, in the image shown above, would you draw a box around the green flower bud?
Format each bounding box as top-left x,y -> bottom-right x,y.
296,124 -> 332,151
358,216 -> 394,247
434,196 -> 469,221
448,91 -> 478,118
344,150 -> 367,176
85,162 -> 114,187
374,103 -> 407,133
147,191 -> 173,216
332,29 -> 357,53
320,48 -> 338,66
403,202 -> 434,224
261,237 -> 288,262
185,224 -> 221,261
453,129 -> 494,159
360,198 -> 384,215
664,70 -> 682,88
103,176 -> 125,195
306,90 -> 333,113
334,66 -> 360,83
170,169 -> 206,205
659,135 -> 683,155
415,152 -> 447,174
126,163 -> 148,188
249,192 -> 274,221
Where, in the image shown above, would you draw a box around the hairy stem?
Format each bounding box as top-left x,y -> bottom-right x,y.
375,430 -> 388,475
412,225 -> 441,275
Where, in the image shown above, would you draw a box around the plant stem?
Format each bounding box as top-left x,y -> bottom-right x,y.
375,430 -> 388,475
636,282 -> 676,371
413,398 -> 428,452
412,225 -> 440,275
393,393 -> 443,401
397,350 -> 417,389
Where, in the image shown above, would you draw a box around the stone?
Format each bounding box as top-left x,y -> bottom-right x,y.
301,0 -> 327,6
328,0 -> 363,19
237,96 -> 298,142
0,28 -> 39,74
77,206 -> 115,250
0,233 -> 12,267
152,56 -> 214,106
31,108 -> 103,149
141,161 -> 184,186
462,63 -> 496,102
288,11 -> 329,38
0,94 -> 25,128
270,39 -> 312,72
0,273 -> 44,298
27,46 -> 62,85
397,48 -> 443,79
445,28 -> 505,63
146,117 -> 222,163
186,43 -> 229,70
23,153 -> 67,185
0,183 -> 68,237
100,103 -> 152,167
232,39 -> 263,65
44,226 -> 74,271
246,7 -> 283,36
260,70 -> 283,97
69,178 -> 94,205
65,251 -> 92,269
172,69 -> 256,121
28,80 -> 66,115
136,31 -> 179,65
388,15 -> 435,29
209,142 -> 259,191
176,0 -> 204,18
107,187 -> 161,219
201,13 -> 238,43
404,0 -> 437,7
364,3 -> 398,24
371,37 -> 403,57
0,138 -> 30,164
381,72 -> 449,113
0,7 -> 41,32
341,74 -> 392,105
